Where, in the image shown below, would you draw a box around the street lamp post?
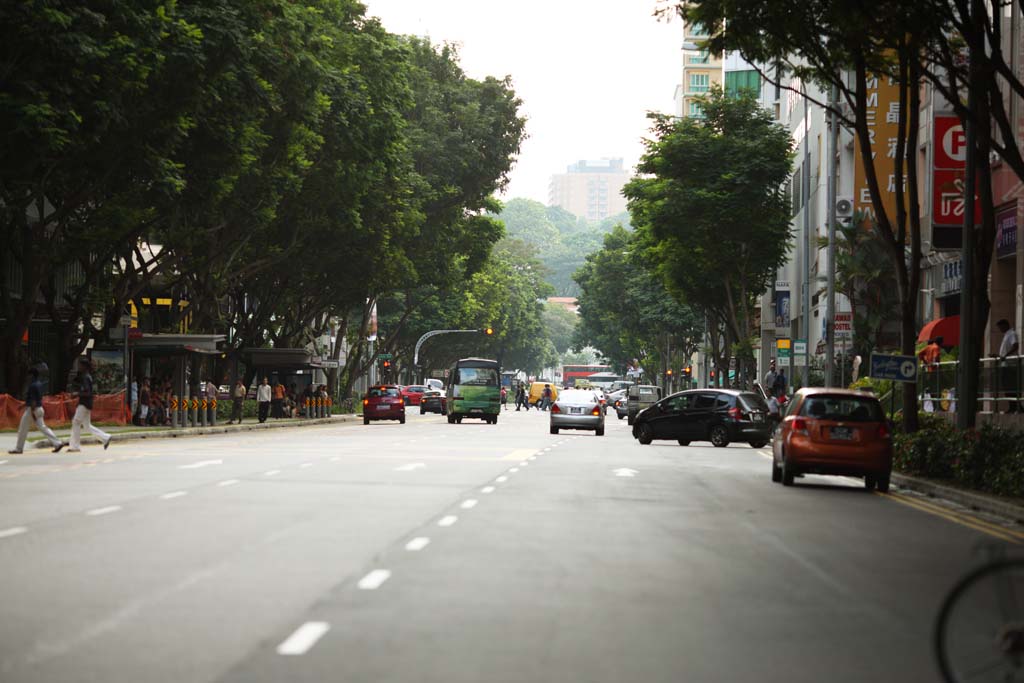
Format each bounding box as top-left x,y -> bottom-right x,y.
413,328 -> 494,383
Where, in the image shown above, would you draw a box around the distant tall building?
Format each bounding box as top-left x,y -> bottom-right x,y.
672,19 -> 760,119
548,158 -> 630,221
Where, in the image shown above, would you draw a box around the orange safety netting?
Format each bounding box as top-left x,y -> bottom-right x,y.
0,391 -> 130,429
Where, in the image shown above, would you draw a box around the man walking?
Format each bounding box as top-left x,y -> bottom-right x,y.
257,377 -> 272,423
997,319 -> 1020,413
69,358 -> 111,452
763,360 -> 777,398
9,367 -> 64,454
228,379 -> 246,424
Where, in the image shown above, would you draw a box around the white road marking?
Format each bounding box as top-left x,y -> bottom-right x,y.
160,491 -> 187,500
0,527 -> 27,539
461,499 -> 478,509
300,463 -> 313,469
277,622 -> 331,656
0,460 -> 8,465
264,470 -> 281,476
495,476 -> 508,483
87,506 -> 122,516
519,461 -> 529,466
613,468 -> 639,477
393,462 -> 426,471
178,459 -> 223,470
217,479 -> 240,487
438,515 -> 458,527
481,486 -> 496,494
357,569 -> 391,590
405,537 -> 430,551
527,456 -> 537,461
509,467 -> 519,473
544,448 -> 552,452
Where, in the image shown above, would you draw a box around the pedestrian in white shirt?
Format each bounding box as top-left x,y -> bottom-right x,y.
997,319 -> 1020,413
257,377 -> 272,423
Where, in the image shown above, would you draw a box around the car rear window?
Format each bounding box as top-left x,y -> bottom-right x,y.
559,390 -> 598,403
368,387 -> 400,398
800,395 -> 884,422
738,393 -> 769,412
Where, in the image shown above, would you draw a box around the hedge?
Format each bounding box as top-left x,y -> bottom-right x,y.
893,419 -> 1024,498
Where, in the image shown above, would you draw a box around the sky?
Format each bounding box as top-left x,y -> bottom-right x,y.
362,0 -> 684,204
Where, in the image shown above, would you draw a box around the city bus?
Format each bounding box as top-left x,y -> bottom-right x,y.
562,364 -> 611,388
446,357 -> 501,424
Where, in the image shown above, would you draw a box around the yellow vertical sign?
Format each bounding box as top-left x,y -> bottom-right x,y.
852,75 -> 909,223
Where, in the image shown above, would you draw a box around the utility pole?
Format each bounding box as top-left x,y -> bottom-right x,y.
958,1 -> 980,429
802,85 -> 812,386
825,84 -> 839,387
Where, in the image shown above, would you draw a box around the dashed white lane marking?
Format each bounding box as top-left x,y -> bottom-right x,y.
277,621 -> 331,656
405,537 -> 430,551
495,476 -> 508,483
519,461 -> 529,466
544,448 -> 552,452
217,479 -> 240,487
357,569 -> 391,590
0,460 -> 8,465
87,506 -> 122,516
179,459 -> 223,470
527,456 -> 537,461
330,456 -> 341,462
300,463 -> 313,469
509,467 -> 519,473
461,499 -> 478,509
393,462 -> 426,471
481,486 -> 496,494
0,527 -> 27,539
438,515 -> 458,527
160,491 -> 187,500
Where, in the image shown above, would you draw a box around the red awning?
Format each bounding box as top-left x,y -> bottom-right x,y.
918,315 -> 960,347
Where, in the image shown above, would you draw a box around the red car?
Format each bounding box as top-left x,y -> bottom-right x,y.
363,385 -> 406,425
400,385 -> 430,406
771,388 -> 893,491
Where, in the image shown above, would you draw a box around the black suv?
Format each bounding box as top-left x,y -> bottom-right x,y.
632,389 -> 771,448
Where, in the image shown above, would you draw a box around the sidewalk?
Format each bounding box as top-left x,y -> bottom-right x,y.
892,472 -> 1024,524
1,415 -> 356,452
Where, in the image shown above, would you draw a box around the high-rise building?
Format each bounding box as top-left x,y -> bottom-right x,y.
548,158 -> 630,221
673,19 -> 724,119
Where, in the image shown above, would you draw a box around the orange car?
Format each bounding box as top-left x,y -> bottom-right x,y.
771,388 -> 893,491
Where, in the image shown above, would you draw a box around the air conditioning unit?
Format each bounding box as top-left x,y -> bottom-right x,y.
835,196 -> 854,219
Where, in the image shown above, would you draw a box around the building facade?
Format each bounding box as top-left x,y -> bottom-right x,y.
547,158 -> 630,221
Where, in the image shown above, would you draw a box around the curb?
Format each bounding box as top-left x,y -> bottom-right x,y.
892,472 -> 1024,523
29,415 -> 356,450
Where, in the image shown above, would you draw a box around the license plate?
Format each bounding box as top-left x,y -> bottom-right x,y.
830,426 -> 853,440
376,405 -> 390,411
470,408 -> 482,414
571,407 -> 584,414
752,413 -> 763,422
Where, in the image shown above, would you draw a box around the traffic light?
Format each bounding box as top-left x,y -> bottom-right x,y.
483,327 -> 494,335
683,366 -> 692,379
666,368 -> 673,377
382,360 -> 391,369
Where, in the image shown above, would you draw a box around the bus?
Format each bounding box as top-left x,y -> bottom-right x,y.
562,364 -> 611,388
446,358 -> 501,424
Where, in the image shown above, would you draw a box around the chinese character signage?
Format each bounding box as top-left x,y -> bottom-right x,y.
853,75 -> 910,223
932,114 -> 981,229
996,206 -> 1017,260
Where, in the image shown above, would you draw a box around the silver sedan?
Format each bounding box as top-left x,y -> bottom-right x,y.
549,389 -> 606,436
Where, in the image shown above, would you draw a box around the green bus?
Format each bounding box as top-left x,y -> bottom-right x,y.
446,357 -> 501,424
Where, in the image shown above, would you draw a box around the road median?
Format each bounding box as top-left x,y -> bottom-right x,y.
892,472 -> 1024,524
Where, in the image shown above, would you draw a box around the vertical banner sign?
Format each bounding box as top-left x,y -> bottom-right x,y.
853,75 -> 909,222
996,206 -> 1018,260
774,281 -> 791,334
932,114 -> 981,250
366,299 -> 378,342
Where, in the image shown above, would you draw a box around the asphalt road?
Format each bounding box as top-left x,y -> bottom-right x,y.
0,407 -> 1019,682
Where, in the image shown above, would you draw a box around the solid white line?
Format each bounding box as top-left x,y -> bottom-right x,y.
495,476 -> 508,483
0,526 -> 27,539
405,537 -> 430,551
87,506 -> 122,517
300,463 -> 313,468
160,491 -> 187,500
481,486 -> 496,494
461,499 -> 478,509
264,470 -> 281,476
357,569 -> 391,590
438,515 -> 458,527
217,479 -> 240,487
509,467 -> 519,473
277,621 -> 331,656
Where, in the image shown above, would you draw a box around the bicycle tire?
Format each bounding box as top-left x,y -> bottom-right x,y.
935,558 -> 1024,682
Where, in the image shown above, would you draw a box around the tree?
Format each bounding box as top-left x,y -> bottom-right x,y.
624,88 -> 793,386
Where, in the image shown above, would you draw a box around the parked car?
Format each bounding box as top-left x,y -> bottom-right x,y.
632,389 -> 771,448
771,388 -> 893,490
420,389 -> 447,415
400,385 -> 429,406
614,396 -> 629,420
626,384 -> 662,425
362,385 -> 405,425
549,389 -> 605,436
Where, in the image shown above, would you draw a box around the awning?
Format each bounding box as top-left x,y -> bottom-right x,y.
918,315 -> 960,347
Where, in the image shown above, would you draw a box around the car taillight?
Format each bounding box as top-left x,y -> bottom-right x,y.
591,406 -> 601,416
728,406 -> 742,420
551,404 -> 561,413
792,418 -> 808,435
362,399 -> 369,406
877,423 -> 891,439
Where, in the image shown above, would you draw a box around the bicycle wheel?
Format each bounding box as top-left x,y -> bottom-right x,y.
935,559 -> 1024,682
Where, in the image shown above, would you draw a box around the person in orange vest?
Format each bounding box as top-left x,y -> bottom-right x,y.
918,337 -> 942,372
